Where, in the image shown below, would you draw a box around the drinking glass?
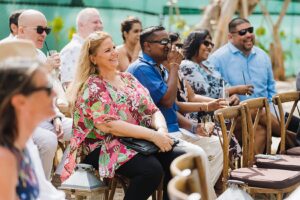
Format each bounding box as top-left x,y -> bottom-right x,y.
47,50 -> 60,79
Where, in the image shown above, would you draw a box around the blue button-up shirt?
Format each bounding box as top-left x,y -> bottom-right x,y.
127,53 -> 180,132
209,42 -> 276,102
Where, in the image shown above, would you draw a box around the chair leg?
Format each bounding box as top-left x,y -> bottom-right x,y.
277,193 -> 283,200
108,178 -> 117,200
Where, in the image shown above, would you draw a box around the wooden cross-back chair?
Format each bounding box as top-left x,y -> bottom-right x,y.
169,153 -> 210,200
272,91 -> 300,155
243,97 -> 300,172
214,105 -> 248,192
215,102 -> 300,200
242,97 -> 272,164
168,175 -> 201,200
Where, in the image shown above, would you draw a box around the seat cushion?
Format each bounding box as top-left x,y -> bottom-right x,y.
256,155 -> 300,171
230,167 -> 300,189
286,147 -> 300,155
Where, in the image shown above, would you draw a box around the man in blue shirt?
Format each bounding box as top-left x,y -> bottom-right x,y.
209,18 -> 298,150
209,17 -> 276,103
128,26 -> 223,192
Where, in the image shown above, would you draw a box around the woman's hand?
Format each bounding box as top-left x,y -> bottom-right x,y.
151,131 -> 174,152
207,98 -> 227,111
196,122 -> 215,137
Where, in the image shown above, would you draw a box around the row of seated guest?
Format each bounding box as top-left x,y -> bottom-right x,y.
127,26 -> 222,198
62,31 -> 185,200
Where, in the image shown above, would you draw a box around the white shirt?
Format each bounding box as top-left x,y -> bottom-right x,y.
60,34 -> 84,84
26,139 -> 65,200
0,33 -> 15,43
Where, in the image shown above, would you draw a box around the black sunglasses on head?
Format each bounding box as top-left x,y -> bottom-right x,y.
203,40 -> 214,48
147,39 -> 171,46
231,27 -> 254,36
36,26 -> 52,35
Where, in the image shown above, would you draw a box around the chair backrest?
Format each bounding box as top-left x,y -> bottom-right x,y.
242,97 -> 272,164
168,175 -> 201,200
170,153 -> 209,200
272,91 -> 300,153
214,105 -> 248,192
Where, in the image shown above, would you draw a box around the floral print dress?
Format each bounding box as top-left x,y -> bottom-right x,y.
180,59 -> 229,99
12,147 -> 39,200
61,72 -> 158,181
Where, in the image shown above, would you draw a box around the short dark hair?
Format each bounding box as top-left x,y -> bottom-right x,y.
169,32 -> 180,44
140,26 -> 165,50
9,10 -> 24,33
121,17 -> 141,41
228,17 -> 250,33
183,29 -> 211,60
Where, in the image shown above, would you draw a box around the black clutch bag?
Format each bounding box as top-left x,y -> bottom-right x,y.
119,137 -> 179,156
119,138 -> 159,155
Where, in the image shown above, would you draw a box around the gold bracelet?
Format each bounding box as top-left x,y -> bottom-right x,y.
170,62 -> 179,67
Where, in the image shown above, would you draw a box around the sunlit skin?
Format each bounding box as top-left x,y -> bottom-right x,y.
193,36 -> 213,63
18,10 -> 48,49
117,22 -> 142,71
229,22 -> 255,56
79,12 -> 103,39
90,37 -> 119,78
14,69 -> 56,149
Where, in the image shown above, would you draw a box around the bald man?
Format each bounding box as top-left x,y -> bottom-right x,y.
17,9 -> 73,181
60,8 -> 103,89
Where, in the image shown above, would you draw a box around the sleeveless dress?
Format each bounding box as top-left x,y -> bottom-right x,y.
12,147 -> 40,200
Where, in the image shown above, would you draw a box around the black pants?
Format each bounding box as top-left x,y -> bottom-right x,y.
83,147 -> 184,200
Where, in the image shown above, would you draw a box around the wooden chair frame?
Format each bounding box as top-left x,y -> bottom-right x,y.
170,153 -> 209,200
214,105 -> 248,192
242,97 -> 272,164
215,101 -> 300,200
272,91 -> 300,153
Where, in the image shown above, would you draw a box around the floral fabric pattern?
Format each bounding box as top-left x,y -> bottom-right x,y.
15,148 -> 39,200
180,60 -> 228,99
62,72 -> 158,181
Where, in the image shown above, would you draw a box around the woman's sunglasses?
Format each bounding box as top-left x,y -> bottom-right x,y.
203,40 -> 214,48
231,27 -> 254,36
24,84 -> 53,96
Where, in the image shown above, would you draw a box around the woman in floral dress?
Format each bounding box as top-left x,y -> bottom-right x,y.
63,31 -> 184,200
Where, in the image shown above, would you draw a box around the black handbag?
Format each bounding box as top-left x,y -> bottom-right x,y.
119,137 -> 180,156
119,138 -> 159,155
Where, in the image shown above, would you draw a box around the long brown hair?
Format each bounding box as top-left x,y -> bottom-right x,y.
0,58 -> 40,148
67,31 -> 111,112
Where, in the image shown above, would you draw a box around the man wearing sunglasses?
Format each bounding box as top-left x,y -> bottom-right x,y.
209,17 -> 276,104
16,9 -> 73,182
128,26 -> 221,199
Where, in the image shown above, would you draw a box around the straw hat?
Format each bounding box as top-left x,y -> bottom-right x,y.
0,39 -> 37,63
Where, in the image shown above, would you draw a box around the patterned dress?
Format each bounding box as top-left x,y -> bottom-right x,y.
61,72 -> 158,181
14,148 -> 39,200
180,59 -> 229,99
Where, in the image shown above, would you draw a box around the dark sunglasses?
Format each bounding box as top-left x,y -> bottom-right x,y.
231,27 -> 254,36
25,84 -> 53,96
174,43 -> 183,48
203,40 -> 214,48
35,26 -> 51,35
147,39 -> 171,46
